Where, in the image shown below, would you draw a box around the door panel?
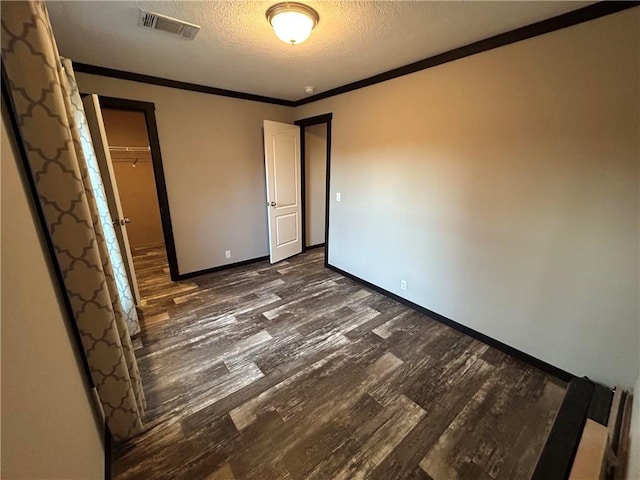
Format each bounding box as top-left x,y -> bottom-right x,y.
264,120 -> 302,263
273,134 -> 298,206
83,95 -> 141,305
276,213 -> 299,246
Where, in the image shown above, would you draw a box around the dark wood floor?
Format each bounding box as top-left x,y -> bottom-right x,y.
112,245 -> 566,480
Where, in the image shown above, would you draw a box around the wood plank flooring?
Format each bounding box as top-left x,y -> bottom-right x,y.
112,245 -> 566,480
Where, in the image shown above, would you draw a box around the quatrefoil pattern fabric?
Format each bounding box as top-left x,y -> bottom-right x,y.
2,0 -> 145,440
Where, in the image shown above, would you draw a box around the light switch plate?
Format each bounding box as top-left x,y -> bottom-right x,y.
336,192 -> 341,202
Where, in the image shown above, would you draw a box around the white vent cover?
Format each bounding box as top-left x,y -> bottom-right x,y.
138,9 -> 200,40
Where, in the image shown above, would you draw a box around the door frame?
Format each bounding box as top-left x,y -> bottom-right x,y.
294,113 -> 332,266
97,96 -> 180,281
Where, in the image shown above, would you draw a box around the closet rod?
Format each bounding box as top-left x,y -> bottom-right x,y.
108,145 -> 150,152
110,157 -> 152,162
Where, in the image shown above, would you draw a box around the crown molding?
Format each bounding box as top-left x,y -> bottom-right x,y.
74,1 -> 639,108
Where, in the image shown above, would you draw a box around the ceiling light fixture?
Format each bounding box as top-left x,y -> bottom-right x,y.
266,2 -> 319,46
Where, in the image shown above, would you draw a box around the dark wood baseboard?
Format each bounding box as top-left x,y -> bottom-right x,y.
177,255 -> 269,280
96,96 -> 180,282
305,243 -> 325,250
326,263 -> 575,382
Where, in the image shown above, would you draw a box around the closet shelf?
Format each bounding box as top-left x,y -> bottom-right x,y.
108,146 -> 152,162
108,146 -> 150,153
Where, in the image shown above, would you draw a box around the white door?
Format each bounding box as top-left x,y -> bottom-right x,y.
83,95 -> 142,305
263,120 -> 302,263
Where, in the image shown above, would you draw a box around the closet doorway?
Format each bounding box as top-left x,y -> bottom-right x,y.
102,109 -> 163,245
98,96 -> 179,292
296,113 -> 332,264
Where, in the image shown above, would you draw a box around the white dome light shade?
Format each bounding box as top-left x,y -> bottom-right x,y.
271,10 -> 314,44
266,3 -> 319,46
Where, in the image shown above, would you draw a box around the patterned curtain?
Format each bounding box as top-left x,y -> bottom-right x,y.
2,1 -> 145,440
63,59 -> 141,337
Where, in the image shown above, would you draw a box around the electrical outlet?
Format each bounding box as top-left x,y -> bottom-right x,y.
225,250 -> 231,259
400,280 -> 407,291
336,192 -> 341,202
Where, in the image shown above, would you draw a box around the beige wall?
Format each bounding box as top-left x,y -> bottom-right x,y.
101,108 -> 149,146
102,109 -> 164,248
305,124 -> 327,247
295,8 -> 640,387
77,73 -> 293,274
1,111 -> 104,478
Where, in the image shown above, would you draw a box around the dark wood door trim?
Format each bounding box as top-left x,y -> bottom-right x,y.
97,96 -> 180,281
295,113 -> 333,263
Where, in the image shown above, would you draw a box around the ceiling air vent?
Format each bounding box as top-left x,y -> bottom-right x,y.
138,9 -> 201,40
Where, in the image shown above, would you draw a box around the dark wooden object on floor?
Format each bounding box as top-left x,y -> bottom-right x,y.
532,377 -> 594,480
534,377 -> 637,480
608,388 -> 624,454
113,246 -> 566,480
588,384 -> 614,426
613,393 -> 634,480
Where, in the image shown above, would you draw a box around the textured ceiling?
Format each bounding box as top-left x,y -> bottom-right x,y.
47,1 -> 593,101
